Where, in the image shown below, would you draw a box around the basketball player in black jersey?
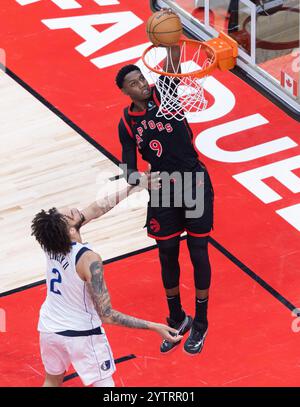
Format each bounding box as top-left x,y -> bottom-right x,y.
115,46 -> 214,355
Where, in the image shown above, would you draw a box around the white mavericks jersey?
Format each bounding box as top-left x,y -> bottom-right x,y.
38,242 -> 102,333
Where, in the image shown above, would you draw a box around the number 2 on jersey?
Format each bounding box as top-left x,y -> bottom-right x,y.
50,268 -> 62,295
149,140 -> 162,157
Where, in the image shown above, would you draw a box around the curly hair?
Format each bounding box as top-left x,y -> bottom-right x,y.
115,64 -> 141,89
31,208 -> 72,256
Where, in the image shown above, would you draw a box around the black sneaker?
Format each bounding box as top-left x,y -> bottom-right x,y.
184,322 -> 208,355
160,314 -> 193,354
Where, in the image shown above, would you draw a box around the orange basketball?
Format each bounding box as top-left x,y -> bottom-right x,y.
146,10 -> 182,46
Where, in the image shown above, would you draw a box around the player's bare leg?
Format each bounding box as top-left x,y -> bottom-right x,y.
165,286 -> 179,296
43,371 -> 65,387
196,288 -> 209,299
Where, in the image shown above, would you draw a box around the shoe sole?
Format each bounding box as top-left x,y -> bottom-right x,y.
183,329 -> 208,356
160,340 -> 182,355
160,317 -> 193,355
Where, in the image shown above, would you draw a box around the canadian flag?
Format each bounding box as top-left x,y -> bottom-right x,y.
281,71 -> 298,97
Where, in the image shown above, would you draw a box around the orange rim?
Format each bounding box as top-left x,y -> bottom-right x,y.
141,38 -> 218,79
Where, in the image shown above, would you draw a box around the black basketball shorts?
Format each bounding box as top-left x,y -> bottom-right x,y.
146,168 -> 214,240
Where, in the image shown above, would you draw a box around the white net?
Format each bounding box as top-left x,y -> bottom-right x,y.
143,41 -> 215,121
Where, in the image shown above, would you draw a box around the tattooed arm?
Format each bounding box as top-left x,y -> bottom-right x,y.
80,170 -> 161,225
76,251 -> 182,341
80,184 -> 136,226
85,252 -> 149,329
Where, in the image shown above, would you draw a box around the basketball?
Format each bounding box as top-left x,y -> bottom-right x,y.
146,10 -> 182,46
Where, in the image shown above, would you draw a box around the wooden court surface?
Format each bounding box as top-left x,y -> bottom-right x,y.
1,0 -> 300,389
0,70 -> 152,293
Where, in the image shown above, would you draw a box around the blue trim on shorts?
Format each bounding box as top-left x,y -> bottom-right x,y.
56,326 -> 103,337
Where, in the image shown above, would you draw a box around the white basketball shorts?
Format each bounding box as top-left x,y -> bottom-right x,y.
40,331 -> 116,386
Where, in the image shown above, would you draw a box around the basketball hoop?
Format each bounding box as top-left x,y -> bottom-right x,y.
141,32 -> 238,121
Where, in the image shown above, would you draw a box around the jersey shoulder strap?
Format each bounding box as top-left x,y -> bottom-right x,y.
71,242 -> 92,265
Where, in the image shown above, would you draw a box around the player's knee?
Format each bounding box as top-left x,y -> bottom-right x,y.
159,248 -> 178,266
187,236 -> 209,262
158,244 -> 180,272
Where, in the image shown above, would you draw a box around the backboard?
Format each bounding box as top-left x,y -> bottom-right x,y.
151,0 -> 300,115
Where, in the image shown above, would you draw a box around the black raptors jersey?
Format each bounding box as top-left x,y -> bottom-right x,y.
118,86 -> 201,178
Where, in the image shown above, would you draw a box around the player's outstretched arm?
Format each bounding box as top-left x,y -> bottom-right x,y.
80,169 -> 160,224
77,251 -> 181,343
80,183 -> 136,225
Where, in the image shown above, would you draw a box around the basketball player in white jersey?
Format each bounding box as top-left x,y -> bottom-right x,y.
31,171 -> 182,387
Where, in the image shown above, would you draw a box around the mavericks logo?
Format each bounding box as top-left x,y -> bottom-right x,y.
101,360 -> 111,371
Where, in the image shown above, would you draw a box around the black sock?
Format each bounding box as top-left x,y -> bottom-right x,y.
166,294 -> 185,322
194,297 -> 208,328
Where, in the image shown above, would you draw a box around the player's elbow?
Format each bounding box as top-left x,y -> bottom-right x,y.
101,314 -> 116,325
101,315 -> 112,324
100,305 -> 113,324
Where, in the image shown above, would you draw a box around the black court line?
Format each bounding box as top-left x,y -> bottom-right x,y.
0,279 -> 46,297
209,237 -> 299,315
2,67 -> 299,315
0,243 -> 158,297
1,65 -> 121,167
62,354 -> 136,383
